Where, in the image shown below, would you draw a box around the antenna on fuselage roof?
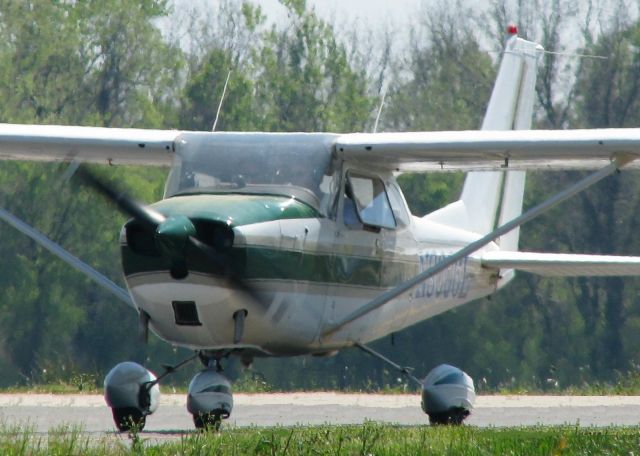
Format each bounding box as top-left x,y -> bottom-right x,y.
372,86 -> 387,133
211,70 -> 232,132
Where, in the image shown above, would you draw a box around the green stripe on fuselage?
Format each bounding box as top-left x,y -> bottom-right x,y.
122,245 -> 418,289
243,247 -> 387,287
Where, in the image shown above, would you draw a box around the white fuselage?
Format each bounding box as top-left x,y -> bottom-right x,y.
125,190 -> 504,356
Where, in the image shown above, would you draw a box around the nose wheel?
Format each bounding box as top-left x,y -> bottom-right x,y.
193,411 -> 224,430
428,407 -> 470,426
187,357 -> 234,431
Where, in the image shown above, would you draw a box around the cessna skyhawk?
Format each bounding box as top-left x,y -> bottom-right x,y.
4,30 -> 640,430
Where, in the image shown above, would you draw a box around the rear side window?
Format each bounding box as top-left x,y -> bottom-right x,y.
346,172 -> 396,229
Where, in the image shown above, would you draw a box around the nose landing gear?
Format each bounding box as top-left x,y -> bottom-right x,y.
187,359 -> 234,430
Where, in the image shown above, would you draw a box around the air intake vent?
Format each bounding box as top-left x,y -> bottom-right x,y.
126,222 -> 160,256
192,219 -> 234,251
172,301 -> 202,326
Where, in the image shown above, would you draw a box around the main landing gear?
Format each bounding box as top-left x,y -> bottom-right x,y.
103,352 -> 234,432
355,343 -> 476,426
103,361 -> 160,432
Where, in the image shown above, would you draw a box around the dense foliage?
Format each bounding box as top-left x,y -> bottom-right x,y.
1,0 -> 640,393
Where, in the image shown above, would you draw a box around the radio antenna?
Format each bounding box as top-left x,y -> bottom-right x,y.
373,86 -> 387,133
212,70 -> 232,132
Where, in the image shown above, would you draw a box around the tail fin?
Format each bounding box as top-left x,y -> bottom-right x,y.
425,32 -> 542,251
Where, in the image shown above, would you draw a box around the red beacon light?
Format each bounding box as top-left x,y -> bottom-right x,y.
507,24 -> 518,35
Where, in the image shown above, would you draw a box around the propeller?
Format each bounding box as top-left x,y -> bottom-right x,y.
74,166 -> 265,309
75,166 -> 166,231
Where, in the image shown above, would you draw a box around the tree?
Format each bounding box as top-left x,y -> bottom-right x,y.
252,0 -> 374,132
180,48 -> 255,131
382,3 -> 493,215
0,1 -> 86,123
0,0 -> 180,383
558,12 -> 640,375
72,0 -> 183,128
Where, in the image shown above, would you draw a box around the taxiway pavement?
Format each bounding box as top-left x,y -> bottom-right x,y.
0,393 -> 638,441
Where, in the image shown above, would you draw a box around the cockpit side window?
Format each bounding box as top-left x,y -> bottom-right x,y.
386,182 -> 411,227
345,171 -> 396,229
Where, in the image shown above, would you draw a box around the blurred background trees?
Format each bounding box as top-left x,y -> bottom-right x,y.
1,0 -> 640,392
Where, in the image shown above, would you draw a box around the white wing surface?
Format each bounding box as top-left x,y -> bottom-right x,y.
481,251 -> 640,276
5,123 -> 640,171
336,129 -> 640,171
0,123 -> 180,166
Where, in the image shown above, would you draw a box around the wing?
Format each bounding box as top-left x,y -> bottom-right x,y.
5,123 -> 640,171
335,129 -> 640,171
480,251 -> 640,276
0,123 -> 181,166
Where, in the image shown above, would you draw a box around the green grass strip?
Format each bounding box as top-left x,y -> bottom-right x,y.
0,423 -> 639,455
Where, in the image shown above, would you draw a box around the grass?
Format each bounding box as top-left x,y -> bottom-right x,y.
492,369 -> 640,396
0,383 -> 101,395
0,423 -> 639,455
6,367 -> 640,395
1,372 -> 104,395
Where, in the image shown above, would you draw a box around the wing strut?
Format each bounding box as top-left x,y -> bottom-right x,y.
322,155 -> 635,338
355,342 -> 421,386
0,207 -> 134,308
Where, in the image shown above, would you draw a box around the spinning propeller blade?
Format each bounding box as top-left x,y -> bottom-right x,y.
75,167 -> 165,230
75,166 -> 266,310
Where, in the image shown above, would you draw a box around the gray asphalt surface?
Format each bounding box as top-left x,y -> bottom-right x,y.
0,393 -> 638,443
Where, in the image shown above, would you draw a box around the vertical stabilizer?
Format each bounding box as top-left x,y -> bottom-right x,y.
425,31 -> 543,251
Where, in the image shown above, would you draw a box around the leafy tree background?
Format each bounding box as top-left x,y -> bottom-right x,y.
1,0 -> 639,392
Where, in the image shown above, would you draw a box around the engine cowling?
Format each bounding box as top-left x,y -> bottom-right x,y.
104,361 -> 160,419
187,368 -> 233,424
421,364 -> 475,425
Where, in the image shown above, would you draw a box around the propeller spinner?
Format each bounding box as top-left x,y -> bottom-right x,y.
74,166 -> 263,306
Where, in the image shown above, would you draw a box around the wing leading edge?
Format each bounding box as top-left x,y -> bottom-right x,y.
5,123 -> 640,171
336,129 -> 640,172
480,251 -> 640,276
0,123 -> 180,166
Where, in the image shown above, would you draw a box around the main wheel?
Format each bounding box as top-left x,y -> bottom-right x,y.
112,407 -> 146,432
193,412 -> 222,431
428,407 -> 469,426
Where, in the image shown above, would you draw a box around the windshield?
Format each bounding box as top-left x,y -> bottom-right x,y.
164,132 -> 339,214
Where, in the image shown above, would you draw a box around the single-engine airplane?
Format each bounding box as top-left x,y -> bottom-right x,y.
4,29 -> 640,431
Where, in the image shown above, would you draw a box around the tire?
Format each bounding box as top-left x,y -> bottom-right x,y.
428,408 -> 469,426
193,412 -> 222,431
112,407 -> 146,432
428,412 -> 449,426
